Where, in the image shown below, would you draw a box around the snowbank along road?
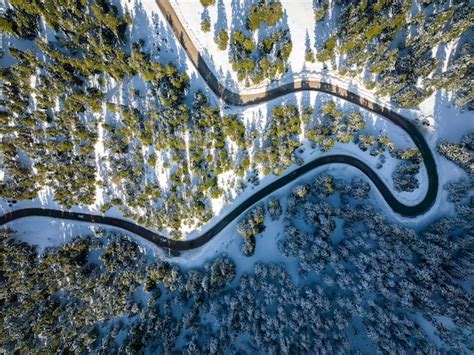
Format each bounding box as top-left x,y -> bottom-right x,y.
0,0 -> 439,256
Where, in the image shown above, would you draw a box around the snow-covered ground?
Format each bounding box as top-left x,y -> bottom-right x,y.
1,88 -> 437,240
6,217 -> 99,253
2,0 -> 473,266
169,0 -> 472,135
165,0 -> 473,224
169,0 -> 333,92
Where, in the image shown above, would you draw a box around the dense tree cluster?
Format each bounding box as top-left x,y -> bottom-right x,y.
237,204 -> 266,256
279,172 -> 473,352
200,0 -> 216,7
439,131 -> 474,217
2,170 -> 472,352
228,0 -> 291,85
0,2 -> 38,39
305,101 -> 366,151
255,104 -> 302,175
267,197 -> 282,220
0,0 -> 254,236
0,228 -> 237,353
248,101 -> 422,194
0,0 -> 186,209
247,0 -> 283,31
444,179 -> 472,203
304,101 -> 421,185
392,161 -> 420,192
437,131 -> 473,174
99,91 -> 251,236
313,0 -> 328,22
315,0 -> 472,108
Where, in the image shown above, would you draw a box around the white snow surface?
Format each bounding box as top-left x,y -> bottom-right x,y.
1,0 -> 473,268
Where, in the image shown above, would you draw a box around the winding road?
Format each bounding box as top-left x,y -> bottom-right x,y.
0,0 -> 439,256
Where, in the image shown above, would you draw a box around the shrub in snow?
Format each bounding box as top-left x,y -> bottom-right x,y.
444,179 -> 473,203
399,147 -> 422,163
437,132 -> 473,173
292,184 -> 310,198
207,257 -> 236,290
312,174 -> 335,197
279,225 -> 305,257
240,235 -> 256,257
350,177 -> 371,200
201,19 -> 211,32
236,204 -> 266,240
455,203 -> 473,221
461,131 -> 474,150
392,162 -> 420,192
215,29 -> 229,51
184,269 -> 205,293
236,220 -> 254,240
357,134 -> 376,151
267,198 -> 282,221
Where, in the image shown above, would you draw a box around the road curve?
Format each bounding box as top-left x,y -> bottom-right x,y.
0,154 -> 437,256
0,1 -> 439,255
154,0 -> 437,208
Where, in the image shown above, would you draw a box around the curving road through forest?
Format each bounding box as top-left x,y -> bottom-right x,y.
0,0 -> 439,256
